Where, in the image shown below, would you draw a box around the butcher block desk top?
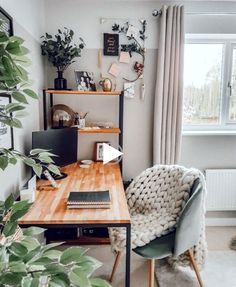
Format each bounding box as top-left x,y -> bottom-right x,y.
19,163 -> 131,225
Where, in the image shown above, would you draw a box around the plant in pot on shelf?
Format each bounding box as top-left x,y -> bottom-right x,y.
41,28 -> 85,90
0,26 -> 110,286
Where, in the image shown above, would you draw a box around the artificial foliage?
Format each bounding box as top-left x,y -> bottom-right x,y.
112,20 -> 147,58
0,194 -> 111,287
112,21 -> 147,82
0,24 -> 111,287
41,28 -> 85,72
0,23 -> 60,176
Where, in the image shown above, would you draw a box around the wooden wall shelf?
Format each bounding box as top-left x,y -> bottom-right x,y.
46,90 -> 121,96
78,127 -> 121,134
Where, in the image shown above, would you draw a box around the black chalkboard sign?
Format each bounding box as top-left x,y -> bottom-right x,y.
103,33 -> 119,56
0,7 -> 13,36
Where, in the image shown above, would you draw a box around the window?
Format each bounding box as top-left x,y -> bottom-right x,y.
183,36 -> 236,131
229,47 -> 236,121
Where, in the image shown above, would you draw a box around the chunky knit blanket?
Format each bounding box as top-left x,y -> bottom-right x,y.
109,165 -> 207,268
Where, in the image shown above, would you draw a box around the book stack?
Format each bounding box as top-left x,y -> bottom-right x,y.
67,190 -> 110,209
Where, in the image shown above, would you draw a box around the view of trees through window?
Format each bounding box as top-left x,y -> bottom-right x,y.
183,43 -> 223,125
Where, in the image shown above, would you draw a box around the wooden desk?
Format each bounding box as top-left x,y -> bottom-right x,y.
19,163 -> 131,287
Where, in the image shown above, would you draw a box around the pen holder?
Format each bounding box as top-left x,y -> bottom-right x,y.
79,118 -> 86,129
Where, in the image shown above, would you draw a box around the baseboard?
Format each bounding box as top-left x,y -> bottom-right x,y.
206,217 -> 236,226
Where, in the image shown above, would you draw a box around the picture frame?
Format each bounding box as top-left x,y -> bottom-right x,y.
103,33 -> 119,56
75,71 -> 96,91
94,141 -> 110,162
0,7 -> 13,36
0,94 -> 14,150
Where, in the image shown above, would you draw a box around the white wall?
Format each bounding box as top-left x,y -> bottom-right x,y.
0,0 -> 45,200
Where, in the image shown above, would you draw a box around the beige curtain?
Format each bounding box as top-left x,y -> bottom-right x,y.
153,5 -> 185,165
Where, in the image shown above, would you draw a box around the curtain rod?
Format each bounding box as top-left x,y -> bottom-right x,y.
152,9 -> 236,17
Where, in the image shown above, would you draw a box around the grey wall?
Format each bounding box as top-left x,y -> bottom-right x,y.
44,0 -> 236,181
2,0 -> 236,203
0,0 -> 45,200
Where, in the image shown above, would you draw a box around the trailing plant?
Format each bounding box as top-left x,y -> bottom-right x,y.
0,194 -> 111,287
112,21 -> 147,82
41,28 -> 85,72
0,24 -> 60,176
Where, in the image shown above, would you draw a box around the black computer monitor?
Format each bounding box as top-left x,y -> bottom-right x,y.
32,128 -> 78,179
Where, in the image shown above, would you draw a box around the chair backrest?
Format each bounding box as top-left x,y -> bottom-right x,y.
174,178 -> 203,256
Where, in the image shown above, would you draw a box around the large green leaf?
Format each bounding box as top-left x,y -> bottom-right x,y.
32,164 -> 43,177
47,164 -> 61,175
42,263 -> 66,275
21,237 -> 40,252
30,148 -> 51,156
29,256 -> 53,265
5,103 -> 26,113
90,278 -> 112,287
23,89 -> 38,99
0,31 -> 9,42
0,272 -> 23,285
29,278 -> 39,287
42,249 -> 62,260
9,242 -> 28,257
10,36 -> 24,44
2,55 -> 13,74
0,155 -> 9,170
12,91 -> 28,104
6,41 -> 21,55
23,157 -> 36,167
21,276 -> 33,287
0,117 -> 23,128
41,242 -> 64,252
23,246 -> 41,263
4,193 -> 14,210
8,261 -> 27,273
69,267 -> 91,287
48,273 -> 70,287
23,227 -> 46,236
2,221 -> 17,236
60,247 -> 88,265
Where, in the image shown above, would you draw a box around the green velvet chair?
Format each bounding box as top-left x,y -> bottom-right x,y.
109,178 -> 204,287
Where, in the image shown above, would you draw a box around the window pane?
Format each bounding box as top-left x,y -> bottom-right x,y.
183,43 -> 223,125
229,48 -> 236,121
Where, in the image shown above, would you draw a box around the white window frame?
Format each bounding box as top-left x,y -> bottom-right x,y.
183,34 -> 236,133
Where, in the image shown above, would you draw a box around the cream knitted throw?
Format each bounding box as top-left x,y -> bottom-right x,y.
109,165 -> 207,267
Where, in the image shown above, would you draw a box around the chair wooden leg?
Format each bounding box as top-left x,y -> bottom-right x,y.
188,249 -> 204,287
109,251 -> 122,282
148,259 -> 155,287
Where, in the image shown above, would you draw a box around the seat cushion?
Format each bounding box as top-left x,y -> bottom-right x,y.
109,210 -> 177,252
133,231 -> 175,259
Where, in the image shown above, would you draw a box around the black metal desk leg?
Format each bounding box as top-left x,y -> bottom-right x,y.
125,223 -> 131,287
43,89 -> 47,130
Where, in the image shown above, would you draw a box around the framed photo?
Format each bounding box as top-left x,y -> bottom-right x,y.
104,33 -> 119,56
0,94 -> 14,149
0,7 -> 13,36
94,141 -> 110,162
75,71 -> 96,91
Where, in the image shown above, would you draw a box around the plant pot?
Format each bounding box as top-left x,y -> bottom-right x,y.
54,71 -> 67,90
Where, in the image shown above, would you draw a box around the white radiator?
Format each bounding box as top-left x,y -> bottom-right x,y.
205,169 -> 236,211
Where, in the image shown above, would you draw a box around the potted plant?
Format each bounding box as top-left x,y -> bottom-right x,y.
0,26 -> 111,286
41,28 -> 85,90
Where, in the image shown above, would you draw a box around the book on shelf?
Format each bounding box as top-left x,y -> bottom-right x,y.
67,190 -> 110,209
